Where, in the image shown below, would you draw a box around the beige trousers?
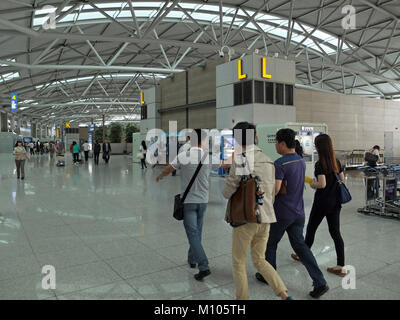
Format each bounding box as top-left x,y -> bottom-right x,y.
232,223 -> 287,300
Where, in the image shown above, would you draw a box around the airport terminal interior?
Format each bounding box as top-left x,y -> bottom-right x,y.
0,0 -> 399,300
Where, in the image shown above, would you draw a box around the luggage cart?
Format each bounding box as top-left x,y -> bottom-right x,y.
357,165 -> 400,219
56,153 -> 65,167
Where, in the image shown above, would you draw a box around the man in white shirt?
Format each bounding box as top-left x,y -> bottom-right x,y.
156,129 -> 221,281
83,140 -> 90,162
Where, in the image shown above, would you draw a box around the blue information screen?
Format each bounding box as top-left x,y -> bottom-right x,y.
11,93 -> 17,112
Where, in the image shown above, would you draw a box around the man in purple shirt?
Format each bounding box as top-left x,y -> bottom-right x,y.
256,128 -> 329,299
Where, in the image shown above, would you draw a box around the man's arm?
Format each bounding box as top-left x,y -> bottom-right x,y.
156,165 -> 175,182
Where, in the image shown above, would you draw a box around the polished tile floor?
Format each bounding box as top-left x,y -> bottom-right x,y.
0,153 -> 399,300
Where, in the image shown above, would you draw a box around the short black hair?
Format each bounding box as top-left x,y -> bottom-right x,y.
276,128 -> 295,149
233,122 -> 256,146
190,129 -> 207,147
373,145 -> 380,150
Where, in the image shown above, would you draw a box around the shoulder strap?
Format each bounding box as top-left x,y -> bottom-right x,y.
181,150 -> 208,202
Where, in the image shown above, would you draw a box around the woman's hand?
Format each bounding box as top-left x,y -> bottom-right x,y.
310,179 -> 318,189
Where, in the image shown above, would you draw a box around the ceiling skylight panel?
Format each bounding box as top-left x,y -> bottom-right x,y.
0,58 -> 15,66
319,44 -> 335,54
0,72 -> 19,83
248,21 -> 263,30
33,16 -> 47,27
35,7 -> 57,15
114,10 -> 132,18
96,3 -> 123,9
190,12 -> 218,21
76,11 -> 106,21
291,34 -> 306,43
58,14 -> 76,24
200,4 -> 221,12
178,2 -> 199,9
313,30 -> 334,41
134,10 -> 155,18
166,11 -> 185,19
303,38 -> 315,47
268,27 -> 288,38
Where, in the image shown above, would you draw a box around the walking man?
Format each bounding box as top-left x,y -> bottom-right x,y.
93,140 -> 101,165
83,140 -> 90,162
156,129 -> 220,281
255,128 -> 329,299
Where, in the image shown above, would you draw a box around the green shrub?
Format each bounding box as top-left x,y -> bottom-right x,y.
109,122 -> 123,143
125,123 -> 139,143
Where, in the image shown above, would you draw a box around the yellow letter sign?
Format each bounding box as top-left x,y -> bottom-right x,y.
238,59 -> 247,80
141,91 -> 145,105
262,57 -> 272,79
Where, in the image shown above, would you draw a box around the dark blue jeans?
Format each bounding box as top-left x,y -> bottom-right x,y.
183,203 -> 209,272
266,216 -> 327,288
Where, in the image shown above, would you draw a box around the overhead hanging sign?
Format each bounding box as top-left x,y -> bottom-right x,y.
11,93 -> 17,112
66,122 -> 71,128
140,91 -> 145,105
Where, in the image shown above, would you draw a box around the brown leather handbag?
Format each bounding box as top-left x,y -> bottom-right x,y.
227,176 -> 260,227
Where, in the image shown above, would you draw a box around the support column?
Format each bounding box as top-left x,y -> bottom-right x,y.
102,114 -> 105,142
0,112 -> 7,132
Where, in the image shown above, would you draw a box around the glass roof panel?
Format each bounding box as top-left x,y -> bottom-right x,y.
32,2 -> 351,58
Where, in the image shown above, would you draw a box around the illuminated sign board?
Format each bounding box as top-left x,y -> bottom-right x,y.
301,126 -> 314,132
11,93 -> 17,112
66,122 -> 71,128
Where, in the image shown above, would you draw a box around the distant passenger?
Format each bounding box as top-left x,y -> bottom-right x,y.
72,141 -> 80,164
139,140 -> 147,169
156,129 -> 221,281
222,122 -> 292,300
55,141 -> 63,155
29,141 -> 35,156
36,141 -> 40,154
366,145 -> 380,167
295,140 -> 304,158
102,139 -> 111,164
83,140 -> 90,162
256,128 -> 329,299
93,140 -> 101,165
49,142 -> 55,159
13,140 -> 30,180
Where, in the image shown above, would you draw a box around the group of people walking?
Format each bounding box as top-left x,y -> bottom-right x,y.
12,138 -> 113,178
156,123 -> 348,300
70,140 -> 112,165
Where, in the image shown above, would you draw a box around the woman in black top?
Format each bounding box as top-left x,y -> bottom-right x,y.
291,134 -> 346,277
295,140 -> 304,158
